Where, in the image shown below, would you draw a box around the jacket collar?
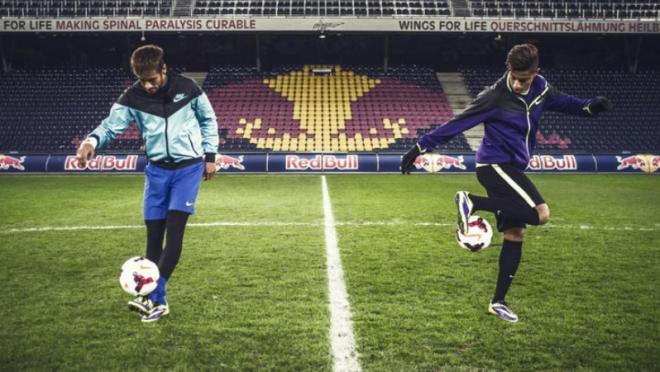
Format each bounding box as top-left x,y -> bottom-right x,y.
132,71 -> 176,101
503,71 -> 548,101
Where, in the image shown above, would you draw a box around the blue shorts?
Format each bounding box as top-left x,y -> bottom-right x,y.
144,161 -> 204,220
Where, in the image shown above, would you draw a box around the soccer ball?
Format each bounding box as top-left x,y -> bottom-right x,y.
456,215 -> 493,252
119,256 -> 160,296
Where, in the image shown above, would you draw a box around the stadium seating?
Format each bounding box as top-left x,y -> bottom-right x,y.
193,0 -> 451,17
0,68 -> 138,152
468,0 -> 660,19
0,0 -> 172,18
1,66 -> 657,154
2,0 -> 657,19
204,65 -> 462,153
461,68 -> 660,153
0,65 -> 462,153
0,0 -> 451,18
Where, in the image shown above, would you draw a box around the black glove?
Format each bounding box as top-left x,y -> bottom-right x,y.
587,96 -> 610,115
400,143 -> 423,175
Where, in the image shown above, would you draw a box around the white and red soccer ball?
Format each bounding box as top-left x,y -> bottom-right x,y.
119,257 -> 159,296
456,215 -> 493,252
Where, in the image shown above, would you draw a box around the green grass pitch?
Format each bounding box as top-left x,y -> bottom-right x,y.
0,174 -> 658,371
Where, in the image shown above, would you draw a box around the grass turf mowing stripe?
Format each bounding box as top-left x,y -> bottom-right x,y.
322,175 -> 361,372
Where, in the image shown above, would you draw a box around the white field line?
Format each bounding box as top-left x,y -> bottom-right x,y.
1,221 -> 659,235
0,221 -> 319,234
321,175 -> 361,372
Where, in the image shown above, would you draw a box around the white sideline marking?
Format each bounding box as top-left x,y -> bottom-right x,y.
321,175 -> 361,372
1,221 -> 658,235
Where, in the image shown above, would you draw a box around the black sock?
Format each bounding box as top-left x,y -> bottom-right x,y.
158,210 -> 190,279
492,239 -> 523,303
145,219 -> 166,263
470,195 -> 540,225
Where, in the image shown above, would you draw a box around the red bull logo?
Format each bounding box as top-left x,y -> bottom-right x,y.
616,154 -> 660,174
215,155 -> 245,171
286,155 -> 358,170
0,155 -> 25,171
436,155 -> 466,170
65,155 -> 138,171
413,154 -> 465,173
528,155 -> 577,171
413,155 -> 431,169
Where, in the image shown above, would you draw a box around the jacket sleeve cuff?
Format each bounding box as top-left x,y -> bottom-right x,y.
87,135 -> 100,148
204,152 -> 216,163
417,139 -> 432,153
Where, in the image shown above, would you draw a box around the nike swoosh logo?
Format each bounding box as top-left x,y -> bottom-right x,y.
185,201 -> 194,207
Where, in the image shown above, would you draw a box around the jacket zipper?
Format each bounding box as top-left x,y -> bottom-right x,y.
163,102 -> 171,161
516,85 -> 549,160
515,96 -> 532,160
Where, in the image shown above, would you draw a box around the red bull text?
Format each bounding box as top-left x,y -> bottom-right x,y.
528,155 -> 577,171
64,155 -> 138,171
286,155 -> 358,170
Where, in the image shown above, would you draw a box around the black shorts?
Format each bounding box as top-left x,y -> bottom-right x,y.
475,163 -> 545,232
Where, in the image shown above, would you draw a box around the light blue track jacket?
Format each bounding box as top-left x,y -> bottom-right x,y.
89,72 -> 219,162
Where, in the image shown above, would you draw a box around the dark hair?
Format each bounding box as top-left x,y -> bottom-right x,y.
130,44 -> 165,77
506,43 -> 539,72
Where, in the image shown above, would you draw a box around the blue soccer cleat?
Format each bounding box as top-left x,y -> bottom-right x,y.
141,277 -> 169,323
455,191 -> 473,235
127,296 -> 153,316
488,301 -> 519,323
141,304 -> 170,323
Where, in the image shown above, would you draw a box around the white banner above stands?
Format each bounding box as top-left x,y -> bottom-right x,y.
1,17 -> 659,34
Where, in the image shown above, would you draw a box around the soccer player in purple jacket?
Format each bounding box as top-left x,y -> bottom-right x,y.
400,43 -> 610,322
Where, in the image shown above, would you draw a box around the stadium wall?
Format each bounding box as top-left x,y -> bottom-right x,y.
0,153 -> 658,174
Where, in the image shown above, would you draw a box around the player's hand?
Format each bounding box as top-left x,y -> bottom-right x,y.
203,161 -> 216,181
401,143 -> 423,174
588,96 -> 610,115
76,140 -> 95,167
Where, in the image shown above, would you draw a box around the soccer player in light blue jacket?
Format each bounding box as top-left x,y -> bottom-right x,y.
76,44 -> 219,322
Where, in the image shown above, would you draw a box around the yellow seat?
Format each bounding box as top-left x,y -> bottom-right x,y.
243,128 -> 252,139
